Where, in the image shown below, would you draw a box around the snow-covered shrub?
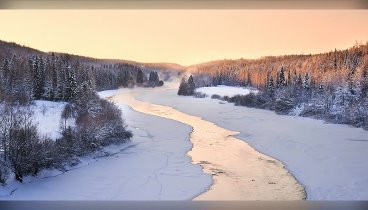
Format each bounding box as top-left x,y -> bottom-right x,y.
229,93 -> 269,108
222,95 -> 230,101
0,104 -> 45,182
193,91 -> 207,98
300,102 -> 326,117
60,95 -> 132,156
158,80 -> 164,87
91,99 -> 132,146
274,97 -> 295,114
211,94 -> 221,99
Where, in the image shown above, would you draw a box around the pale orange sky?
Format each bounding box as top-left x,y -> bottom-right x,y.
0,10 -> 367,66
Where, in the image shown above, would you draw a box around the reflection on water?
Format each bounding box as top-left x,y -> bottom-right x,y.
111,90 -> 305,200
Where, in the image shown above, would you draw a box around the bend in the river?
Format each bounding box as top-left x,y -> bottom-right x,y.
110,89 -> 305,200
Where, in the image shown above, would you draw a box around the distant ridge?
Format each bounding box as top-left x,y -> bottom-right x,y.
0,39 -> 185,72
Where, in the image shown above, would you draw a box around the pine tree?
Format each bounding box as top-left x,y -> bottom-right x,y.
65,64 -> 77,101
38,57 -> 46,98
292,70 -> 298,86
303,72 -> 311,99
303,72 -> 310,89
50,55 -> 60,100
148,71 -> 160,87
74,69 -> 99,115
42,71 -> 53,100
30,56 -> 46,100
23,67 -> 34,103
30,56 -> 39,99
188,75 -> 194,84
55,60 -> 64,101
136,69 -> 144,84
178,77 -> 188,95
59,61 -> 68,101
278,67 -> 286,87
265,70 -> 271,90
268,76 -> 274,97
0,59 -> 10,99
348,68 -> 355,95
276,71 -> 280,89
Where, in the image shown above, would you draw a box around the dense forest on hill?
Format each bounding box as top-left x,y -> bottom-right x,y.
181,43 -> 368,129
0,40 -> 165,103
0,40 -> 164,184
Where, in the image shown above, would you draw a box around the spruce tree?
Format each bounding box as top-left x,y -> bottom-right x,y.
42,71 -> 53,100
187,75 -> 195,95
65,65 -> 77,101
303,72 -> 310,89
268,76 -> 274,97
278,67 -> 286,87
178,77 -> 188,95
136,69 -> 144,84
276,71 -> 280,89
0,59 -> 10,98
31,56 -> 43,99
287,69 -> 291,86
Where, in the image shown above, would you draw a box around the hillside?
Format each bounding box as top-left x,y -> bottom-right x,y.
187,43 -> 368,89
181,43 -> 368,129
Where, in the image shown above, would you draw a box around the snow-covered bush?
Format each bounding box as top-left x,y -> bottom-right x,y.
211,94 -> 221,99
75,99 -> 132,152
0,104 -> 44,181
274,97 -> 295,114
59,92 -> 132,156
227,93 -> 269,109
193,91 -> 207,98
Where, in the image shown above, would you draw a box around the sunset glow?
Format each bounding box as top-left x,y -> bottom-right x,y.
0,9 -> 367,65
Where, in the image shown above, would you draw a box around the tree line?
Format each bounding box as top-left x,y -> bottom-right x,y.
181,43 -> 368,129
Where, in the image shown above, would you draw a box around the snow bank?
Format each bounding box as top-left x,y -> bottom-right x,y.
136,83 -> 368,200
196,85 -> 257,97
32,100 -> 67,140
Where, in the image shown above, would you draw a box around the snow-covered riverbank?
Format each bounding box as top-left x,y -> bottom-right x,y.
136,83 -> 368,200
0,97 -> 211,200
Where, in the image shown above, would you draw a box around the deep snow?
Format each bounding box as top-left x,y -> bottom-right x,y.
32,100 -> 67,140
0,95 -> 212,200
136,84 -> 368,200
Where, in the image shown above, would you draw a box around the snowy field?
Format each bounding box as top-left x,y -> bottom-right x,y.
0,94 -> 211,200
32,100 -> 67,140
136,83 -> 368,200
196,85 -> 257,97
